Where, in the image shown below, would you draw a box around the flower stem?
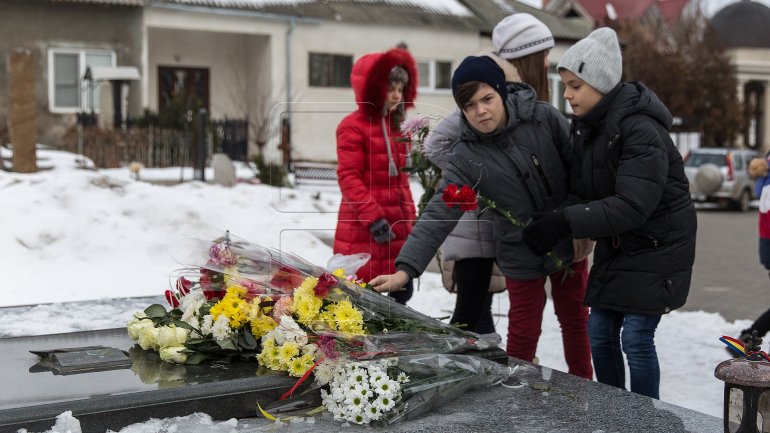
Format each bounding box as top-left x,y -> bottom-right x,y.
476,195 -> 573,278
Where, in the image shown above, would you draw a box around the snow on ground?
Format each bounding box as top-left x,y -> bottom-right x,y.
0,148 -> 751,431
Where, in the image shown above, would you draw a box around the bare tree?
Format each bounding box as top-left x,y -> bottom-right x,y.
619,6 -> 744,147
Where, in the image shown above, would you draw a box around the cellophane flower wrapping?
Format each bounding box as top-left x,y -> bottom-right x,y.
128,231 -> 500,369
266,353 -> 516,425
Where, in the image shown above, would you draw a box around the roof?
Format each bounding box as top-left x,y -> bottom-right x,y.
546,0 -> 689,24
47,0 -> 145,5
151,0 -> 486,30
459,0 -> 592,40
711,0 -> 770,49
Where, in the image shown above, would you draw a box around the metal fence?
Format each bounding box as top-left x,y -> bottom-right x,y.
62,118 -> 248,169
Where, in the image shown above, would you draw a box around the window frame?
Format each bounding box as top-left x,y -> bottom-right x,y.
417,59 -> 452,94
47,48 -> 116,114
308,52 -> 353,88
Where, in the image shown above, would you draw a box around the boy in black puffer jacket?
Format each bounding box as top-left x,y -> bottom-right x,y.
522,28 -> 697,399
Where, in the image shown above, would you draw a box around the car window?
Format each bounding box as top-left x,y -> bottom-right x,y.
685,153 -> 726,167
735,154 -> 745,170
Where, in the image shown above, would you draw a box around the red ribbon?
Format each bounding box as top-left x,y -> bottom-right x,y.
279,355 -> 326,401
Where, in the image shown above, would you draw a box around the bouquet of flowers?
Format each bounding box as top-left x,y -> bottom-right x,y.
128,231 -> 499,371
263,353 -> 517,425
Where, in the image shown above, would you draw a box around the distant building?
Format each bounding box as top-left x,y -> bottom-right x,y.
711,0 -> 770,152
0,0 -> 591,164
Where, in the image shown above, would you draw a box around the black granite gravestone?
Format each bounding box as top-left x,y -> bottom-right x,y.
0,328 -> 508,433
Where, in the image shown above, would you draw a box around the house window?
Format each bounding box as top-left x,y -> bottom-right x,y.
309,53 -> 352,87
48,48 -> 115,113
417,60 -> 452,92
549,70 -> 573,115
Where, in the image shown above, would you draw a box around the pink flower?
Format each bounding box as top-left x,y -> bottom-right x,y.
315,335 -> 340,359
400,116 -> 431,136
272,295 -> 294,320
208,243 -> 238,267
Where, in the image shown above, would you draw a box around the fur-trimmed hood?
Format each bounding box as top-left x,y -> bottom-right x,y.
350,48 -> 418,116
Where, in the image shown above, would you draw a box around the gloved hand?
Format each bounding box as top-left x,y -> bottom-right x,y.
522,210 -> 571,256
370,218 -> 395,244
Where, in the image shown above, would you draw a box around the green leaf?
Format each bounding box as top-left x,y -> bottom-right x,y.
144,304 -> 168,318
218,339 -> 237,351
239,328 -> 258,350
173,320 -> 193,330
185,352 -> 209,365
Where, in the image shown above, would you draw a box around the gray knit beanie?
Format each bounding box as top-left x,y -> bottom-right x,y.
557,27 -> 622,94
493,13 -> 554,60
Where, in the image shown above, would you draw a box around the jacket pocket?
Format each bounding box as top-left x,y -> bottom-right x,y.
618,213 -> 671,257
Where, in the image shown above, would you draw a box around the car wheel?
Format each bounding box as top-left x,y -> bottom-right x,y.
736,189 -> 751,212
694,163 -> 723,193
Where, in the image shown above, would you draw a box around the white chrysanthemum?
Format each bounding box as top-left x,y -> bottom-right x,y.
180,290 -> 206,322
313,360 -> 336,386
271,315 -> 308,346
200,314 -> 214,336
374,379 -> 399,398
211,314 -> 232,342
396,372 -> 410,383
374,393 -> 396,411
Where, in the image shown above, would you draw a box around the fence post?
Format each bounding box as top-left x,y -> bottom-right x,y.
193,108 -> 208,182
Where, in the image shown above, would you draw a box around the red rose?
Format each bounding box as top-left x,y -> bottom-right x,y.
441,184 -> 459,206
314,272 -> 337,297
176,276 -> 192,296
164,289 -> 180,308
442,183 -> 477,211
456,185 -> 478,211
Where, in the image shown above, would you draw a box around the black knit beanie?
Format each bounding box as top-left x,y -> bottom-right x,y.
451,56 -> 508,103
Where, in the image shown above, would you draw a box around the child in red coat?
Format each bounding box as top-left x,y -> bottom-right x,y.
333,48 -> 418,304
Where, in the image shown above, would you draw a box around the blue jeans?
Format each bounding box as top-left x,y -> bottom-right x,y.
588,308 -> 662,398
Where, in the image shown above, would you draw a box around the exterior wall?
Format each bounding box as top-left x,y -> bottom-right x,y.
287,21 -> 483,163
143,6 -> 286,159
0,0 -> 142,146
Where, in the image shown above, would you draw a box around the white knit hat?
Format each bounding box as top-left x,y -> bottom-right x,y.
557,27 -> 622,94
493,13 -> 555,60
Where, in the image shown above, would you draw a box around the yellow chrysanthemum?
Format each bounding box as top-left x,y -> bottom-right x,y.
250,313 -> 278,338
317,310 -> 336,330
293,293 -> 323,326
330,300 -> 364,335
296,276 -> 318,295
209,289 -> 250,329
332,268 -> 345,278
287,353 -> 316,377
278,342 -> 300,368
257,342 -> 281,370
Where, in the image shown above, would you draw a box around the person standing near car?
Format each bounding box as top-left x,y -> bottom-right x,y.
734,156 -> 770,343
522,28 -> 697,398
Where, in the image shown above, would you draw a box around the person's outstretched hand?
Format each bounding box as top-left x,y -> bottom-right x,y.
369,271 -> 409,293
522,210 -> 571,256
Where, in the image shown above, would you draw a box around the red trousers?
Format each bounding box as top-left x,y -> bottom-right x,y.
505,259 -> 592,379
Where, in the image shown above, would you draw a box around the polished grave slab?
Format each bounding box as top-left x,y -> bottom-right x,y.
0,328 -> 508,433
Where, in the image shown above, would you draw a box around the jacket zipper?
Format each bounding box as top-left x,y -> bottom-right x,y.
530,154 -> 553,196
